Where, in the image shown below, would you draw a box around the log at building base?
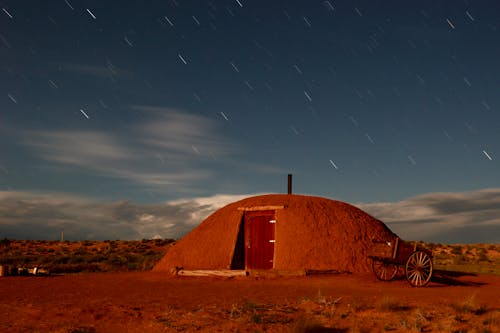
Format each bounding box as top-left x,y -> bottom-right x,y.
175,269 -> 312,277
177,269 -> 248,277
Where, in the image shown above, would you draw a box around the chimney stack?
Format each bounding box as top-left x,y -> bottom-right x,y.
287,174 -> 292,194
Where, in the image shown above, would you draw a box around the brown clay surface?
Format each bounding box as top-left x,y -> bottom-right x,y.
154,194 -> 396,273
1,271 -> 499,332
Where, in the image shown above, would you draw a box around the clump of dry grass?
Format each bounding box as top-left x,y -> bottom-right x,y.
450,294 -> 488,315
376,296 -> 411,312
291,316 -> 325,333
481,312 -> 500,333
348,297 -> 373,312
292,316 -> 350,333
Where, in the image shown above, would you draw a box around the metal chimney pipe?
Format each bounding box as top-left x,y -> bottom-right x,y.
287,174 -> 292,194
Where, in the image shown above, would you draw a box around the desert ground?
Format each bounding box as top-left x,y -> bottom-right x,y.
1,269 -> 499,332
2,197 -> 498,332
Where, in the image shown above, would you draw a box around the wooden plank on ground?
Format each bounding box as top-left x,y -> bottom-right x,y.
177,270 -> 248,277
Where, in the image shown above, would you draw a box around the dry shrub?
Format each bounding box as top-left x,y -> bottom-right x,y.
292,316 -> 347,333
376,296 -> 410,312
349,298 -> 373,313
450,294 -> 488,315
482,311 -> 500,333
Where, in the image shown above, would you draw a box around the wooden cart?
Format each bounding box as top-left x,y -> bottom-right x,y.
368,237 -> 433,287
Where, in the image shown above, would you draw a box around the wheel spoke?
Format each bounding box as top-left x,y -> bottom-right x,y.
416,272 -> 422,286
420,253 -> 427,266
372,260 -> 398,281
406,251 -> 433,287
416,252 -> 422,265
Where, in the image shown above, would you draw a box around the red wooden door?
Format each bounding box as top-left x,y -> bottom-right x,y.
244,211 -> 275,269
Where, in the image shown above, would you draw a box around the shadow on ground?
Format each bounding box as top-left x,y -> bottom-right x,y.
431,269 -> 486,287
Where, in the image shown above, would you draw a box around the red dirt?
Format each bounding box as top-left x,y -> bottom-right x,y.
154,194 -> 397,273
1,271 -> 499,332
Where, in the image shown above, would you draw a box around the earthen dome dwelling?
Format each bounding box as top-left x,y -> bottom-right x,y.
154,194 -> 397,274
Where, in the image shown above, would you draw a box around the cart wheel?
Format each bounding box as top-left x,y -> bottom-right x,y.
405,251 -> 433,287
372,260 -> 398,281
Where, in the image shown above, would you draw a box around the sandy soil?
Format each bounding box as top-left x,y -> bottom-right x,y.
1,271 -> 499,332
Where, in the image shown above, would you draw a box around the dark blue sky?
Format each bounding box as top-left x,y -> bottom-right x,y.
1,1 -> 500,241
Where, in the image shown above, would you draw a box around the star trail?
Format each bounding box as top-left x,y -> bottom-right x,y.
1,0 -> 499,241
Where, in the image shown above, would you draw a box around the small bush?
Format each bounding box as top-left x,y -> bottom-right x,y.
0,238 -> 11,248
450,295 -> 488,315
376,297 -> 410,312
291,316 -> 331,333
451,245 -> 463,255
349,298 -> 373,312
477,251 -> 490,262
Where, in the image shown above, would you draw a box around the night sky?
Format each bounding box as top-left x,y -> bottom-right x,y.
1,1 -> 500,242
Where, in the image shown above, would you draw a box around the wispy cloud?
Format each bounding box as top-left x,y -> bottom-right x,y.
168,193 -> 256,225
29,131 -> 132,165
0,191 -> 253,240
1,189 -> 499,243
357,188 -> 500,243
25,107 -> 235,189
132,105 -> 235,158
